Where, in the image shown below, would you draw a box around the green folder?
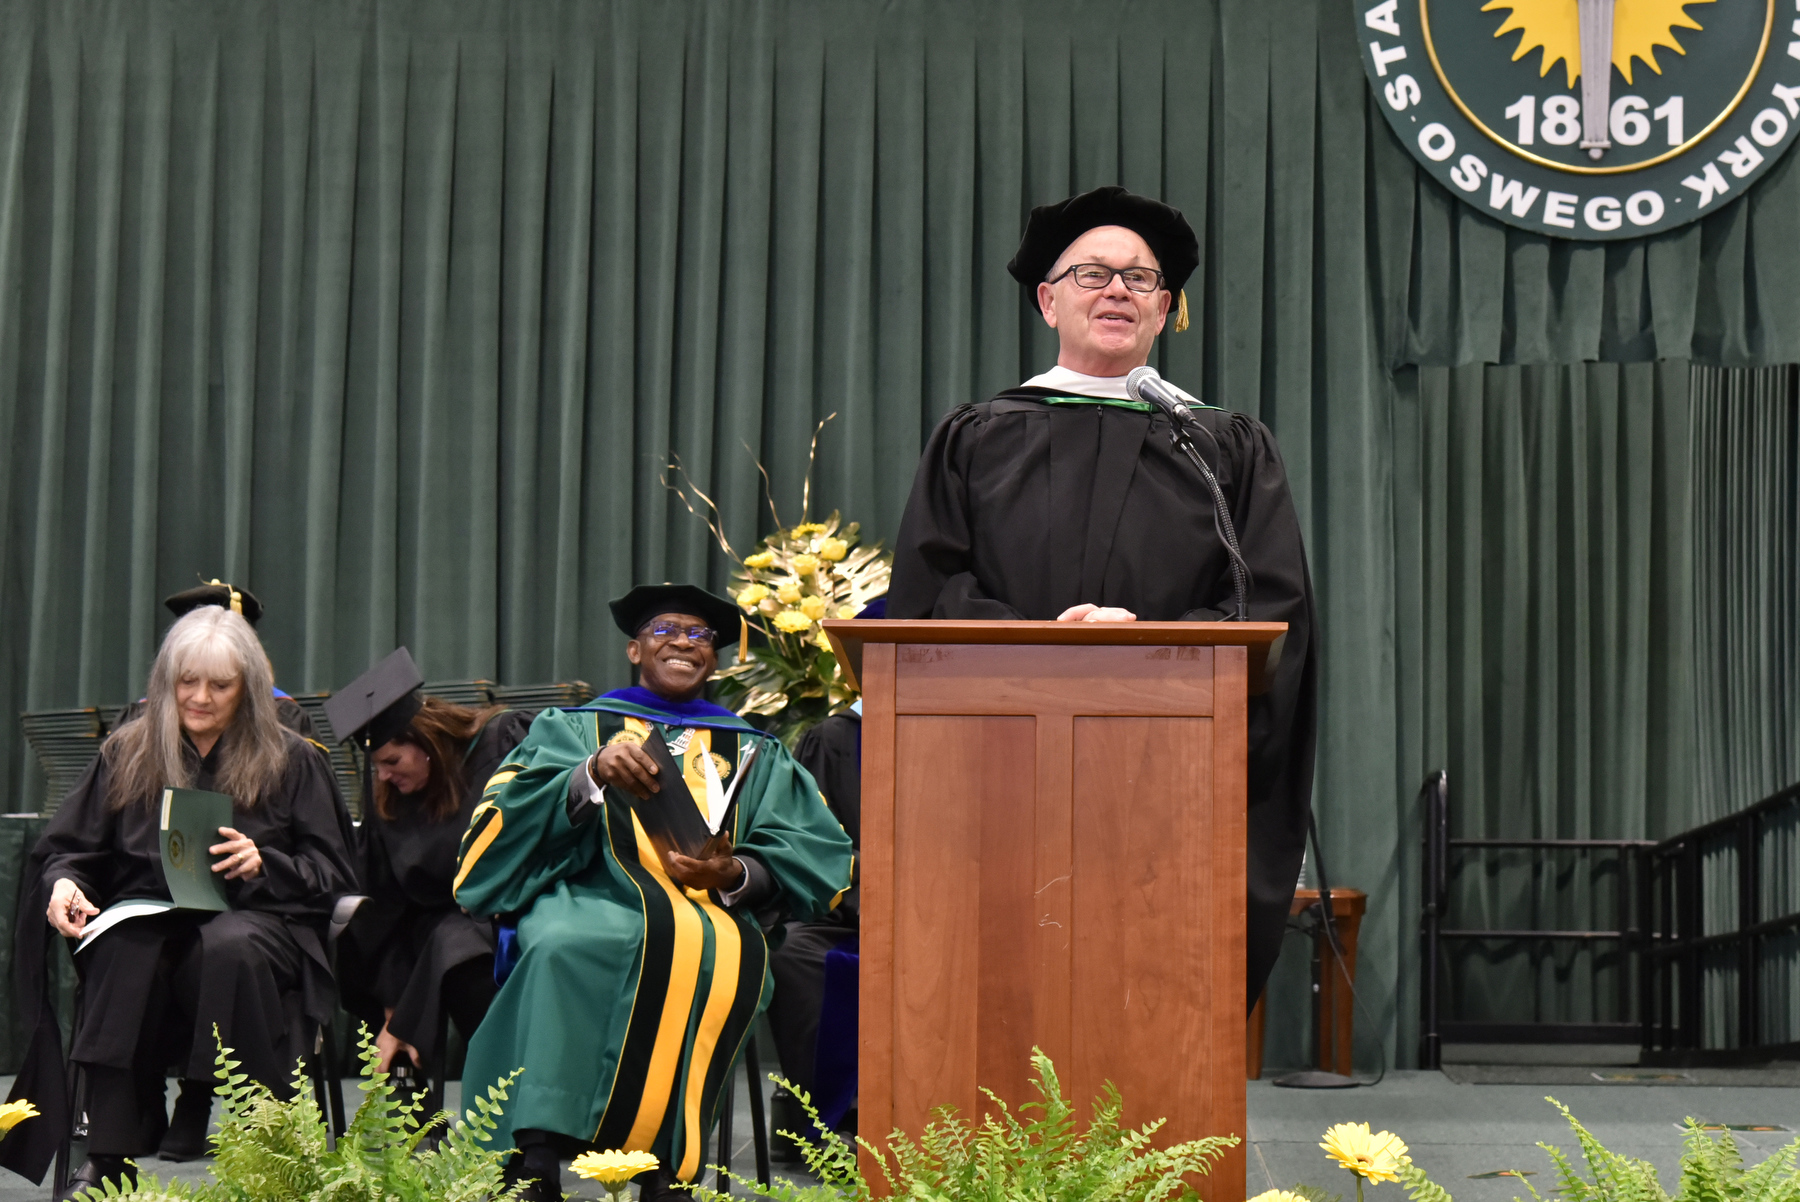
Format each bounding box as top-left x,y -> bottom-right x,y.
159,787 -> 234,911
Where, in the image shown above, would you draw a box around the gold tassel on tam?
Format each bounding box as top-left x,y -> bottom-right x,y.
1173,289 -> 1190,333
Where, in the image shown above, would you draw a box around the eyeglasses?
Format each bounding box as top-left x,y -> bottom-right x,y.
1047,263 -> 1166,294
641,622 -> 717,645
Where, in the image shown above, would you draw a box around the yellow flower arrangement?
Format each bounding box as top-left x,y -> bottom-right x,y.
571,1149 -> 659,1199
1248,1191 -> 1309,1202
773,610 -> 814,634
0,1100 -> 37,1134
663,415 -> 892,745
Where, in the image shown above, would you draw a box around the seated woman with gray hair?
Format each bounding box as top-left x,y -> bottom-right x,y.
1,606 -> 357,1200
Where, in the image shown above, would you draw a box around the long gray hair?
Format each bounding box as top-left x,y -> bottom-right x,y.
102,606 -> 291,810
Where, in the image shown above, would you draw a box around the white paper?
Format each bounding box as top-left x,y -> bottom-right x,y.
702,743 -> 727,834
76,898 -> 177,953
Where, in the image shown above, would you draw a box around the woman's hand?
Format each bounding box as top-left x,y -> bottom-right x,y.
375,1009 -> 421,1074
47,878 -> 99,937
209,827 -> 263,880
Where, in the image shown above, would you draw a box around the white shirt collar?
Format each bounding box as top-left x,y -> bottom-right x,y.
1018,364 -> 1134,400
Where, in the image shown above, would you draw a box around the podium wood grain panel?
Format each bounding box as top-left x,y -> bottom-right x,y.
845,624 -> 1262,1200
892,715 -> 1037,1125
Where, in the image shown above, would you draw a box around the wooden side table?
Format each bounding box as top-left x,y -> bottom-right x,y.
1247,888 -> 1366,1079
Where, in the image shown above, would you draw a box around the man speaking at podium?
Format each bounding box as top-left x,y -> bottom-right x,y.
887,186 -> 1317,1008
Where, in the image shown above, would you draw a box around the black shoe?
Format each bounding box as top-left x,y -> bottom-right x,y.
503,1149 -> 563,1202
635,1168 -> 690,1201
56,1155 -> 137,1202
157,1079 -> 214,1161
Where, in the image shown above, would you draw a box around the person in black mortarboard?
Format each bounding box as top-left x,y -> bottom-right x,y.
113,579 -> 317,740
0,607 -> 357,1199
323,650 -> 533,1114
450,583 -> 853,1202
886,185 -> 1319,1012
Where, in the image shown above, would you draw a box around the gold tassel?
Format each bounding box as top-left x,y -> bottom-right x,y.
1173,289 -> 1190,333
210,577 -> 243,615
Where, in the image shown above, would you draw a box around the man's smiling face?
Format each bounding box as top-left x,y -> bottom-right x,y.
626,611 -> 719,702
1034,225 -> 1170,377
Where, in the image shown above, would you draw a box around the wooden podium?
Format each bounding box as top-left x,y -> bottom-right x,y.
823,619 -> 1287,1200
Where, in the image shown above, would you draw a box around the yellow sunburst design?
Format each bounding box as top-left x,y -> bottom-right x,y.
1481,0 -> 1714,87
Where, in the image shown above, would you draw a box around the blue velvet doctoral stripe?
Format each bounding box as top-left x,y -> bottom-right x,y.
572,688 -> 773,737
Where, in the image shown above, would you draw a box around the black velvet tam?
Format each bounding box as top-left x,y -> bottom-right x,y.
1006,185 -> 1199,291
164,580 -> 264,626
608,583 -> 742,646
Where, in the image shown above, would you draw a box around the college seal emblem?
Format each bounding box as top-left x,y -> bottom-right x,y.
1361,0 -> 1800,237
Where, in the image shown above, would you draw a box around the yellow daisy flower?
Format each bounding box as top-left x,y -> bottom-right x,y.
1320,1122 -> 1411,1183
0,1100 -> 38,1133
736,584 -> 770,610
792,522 -> 828,537
818,537 -> 849,561
773,609 -> 814,634
792,554 -> 820,575
776,582 -> 803,605
570,1148 -> 659,1185
814,628 -> 834,651
800,595 -> 827,620
744,551 -> 777,570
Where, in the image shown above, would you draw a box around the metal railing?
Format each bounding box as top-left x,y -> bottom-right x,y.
1418,770 -> 1655,1068
1643,783 -> 1800,1062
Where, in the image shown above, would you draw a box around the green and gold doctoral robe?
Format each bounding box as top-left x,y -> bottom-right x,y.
453,691 -> 853,1178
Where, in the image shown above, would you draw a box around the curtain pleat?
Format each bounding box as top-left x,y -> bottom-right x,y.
0,0 -> 1794,1069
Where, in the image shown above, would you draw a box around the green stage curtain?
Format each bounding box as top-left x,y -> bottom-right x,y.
1389,362 -> 1695,1036
0,0 -> 1795,1072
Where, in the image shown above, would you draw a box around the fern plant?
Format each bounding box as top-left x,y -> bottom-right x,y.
1293,1096 -> 1800,1202
72,1029 -> 527,1202
690,1047 -> 1237,1202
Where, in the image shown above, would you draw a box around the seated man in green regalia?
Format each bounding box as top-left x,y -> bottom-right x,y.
454,583 -> 855,1202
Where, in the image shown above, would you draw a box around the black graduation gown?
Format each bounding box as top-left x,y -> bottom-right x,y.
0,729 -> 357,1182
886,389 -> 1319,1008
339,709 -> 533,1060
767,711 -> 864,1095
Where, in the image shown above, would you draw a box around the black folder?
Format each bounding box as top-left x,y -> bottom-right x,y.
629,728 -> 754,862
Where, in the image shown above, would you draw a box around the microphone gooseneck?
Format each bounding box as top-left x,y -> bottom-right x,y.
1125,366 -> 1251,622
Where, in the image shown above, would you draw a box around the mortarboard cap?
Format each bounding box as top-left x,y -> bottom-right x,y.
165,579 -> 264,626
324,647 -> 425,749
609,583 -> 742,648
1007,186 -> 1199,331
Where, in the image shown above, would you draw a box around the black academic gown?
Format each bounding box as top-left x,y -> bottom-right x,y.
767,711 -> 862,1096
887,389 -> 1319,1008
339,709 -> 533,1061
0,728 -> 356,1181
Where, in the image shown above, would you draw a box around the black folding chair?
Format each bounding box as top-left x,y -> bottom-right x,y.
710,1033 -> 772,1193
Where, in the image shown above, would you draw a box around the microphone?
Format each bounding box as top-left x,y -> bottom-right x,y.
1123,365 -> 1254,622
1125,365 -> 1201,418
